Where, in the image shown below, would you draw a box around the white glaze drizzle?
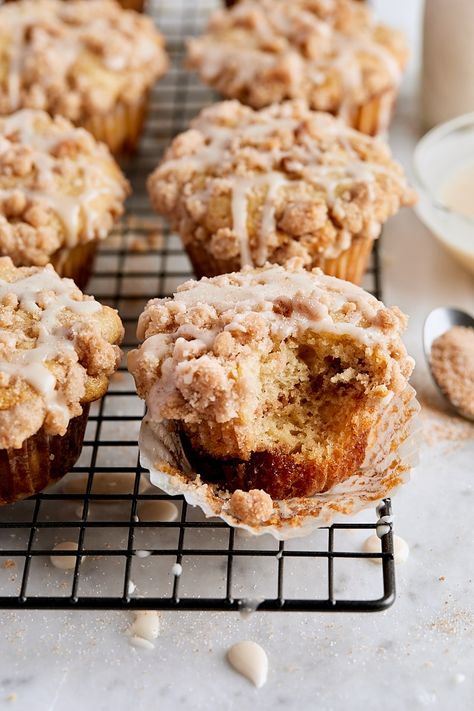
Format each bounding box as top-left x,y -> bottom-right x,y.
0,110 -> 124,247
0,266 -> 100,420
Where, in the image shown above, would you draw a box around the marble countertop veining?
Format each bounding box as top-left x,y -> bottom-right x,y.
0,2 -> 473,710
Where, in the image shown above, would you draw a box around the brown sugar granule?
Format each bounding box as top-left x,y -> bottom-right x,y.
430,326 -> 474,418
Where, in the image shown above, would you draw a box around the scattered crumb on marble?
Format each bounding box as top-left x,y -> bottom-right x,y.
418,388 -> 474,450
2,559 -> 16,569
438,576 -> 446,582
429,607 -> 474,636
5,693 -> 16,702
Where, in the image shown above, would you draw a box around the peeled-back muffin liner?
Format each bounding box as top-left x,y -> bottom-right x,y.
0,405 -> 90,506
81,95 -> 150,156
139,384 -> 420,540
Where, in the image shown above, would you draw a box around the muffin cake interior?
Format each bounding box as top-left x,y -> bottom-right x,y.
130,261 -> 414,500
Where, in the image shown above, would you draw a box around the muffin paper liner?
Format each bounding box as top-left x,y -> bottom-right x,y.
50,240 -> 98,290
0,404 -> 90,506
186,236 -> 374,285
313,236 -> 374,284
80,95 -> 149,156
347,89 -> 397,136
139,384 -> 420,540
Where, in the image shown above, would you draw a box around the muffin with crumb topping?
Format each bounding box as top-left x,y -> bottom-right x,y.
0,0 -> 168,154
0,109 -> 129,288
129,260 -> 418,532
148,100 -> 415,284
188,0 -> 408,136
0,257 -> 123,504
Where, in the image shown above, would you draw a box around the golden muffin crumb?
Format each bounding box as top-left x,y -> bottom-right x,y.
148,100 -> 415,275
187,0 -> 408,120
0,0 -> 168,121
0,256 -> 123,448
0,110 -> 129,265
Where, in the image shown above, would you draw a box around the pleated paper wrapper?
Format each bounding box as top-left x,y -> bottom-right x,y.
139,384 -> 420,540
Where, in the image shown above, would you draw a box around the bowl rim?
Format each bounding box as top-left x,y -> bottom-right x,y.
413,111 -> 474,227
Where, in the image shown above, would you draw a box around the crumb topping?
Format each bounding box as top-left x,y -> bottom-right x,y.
187,0 -> 409,118
129,260 -> 414,434
0,0 -> 168,119
228,488 -> 274,524
148,100 -> 415,267
0,256 -> 123,448
430,326 -> 474,419
0,109 -> 129,264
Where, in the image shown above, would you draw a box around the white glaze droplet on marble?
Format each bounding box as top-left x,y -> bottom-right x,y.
453,673 -> 466,684
50,541 -> 80,570
63,472 -> 147,498
227,641 -> 268,688
127,611 -> 161,650
138,500 -> 178,522
135,550 -> 151,558
128,636 -> 155,651
171,563 -> 182,577
363,534 -> 410,564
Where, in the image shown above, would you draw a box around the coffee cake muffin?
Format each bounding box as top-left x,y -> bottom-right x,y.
148,101 -> 415,284
129,261 -> 418,532
0,0 -> 168,154
188,0 -> 408,136
0,110 -> 129,288
0,257 -> 123,504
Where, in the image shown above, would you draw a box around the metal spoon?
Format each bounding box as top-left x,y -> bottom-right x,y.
423,306 -> 474,421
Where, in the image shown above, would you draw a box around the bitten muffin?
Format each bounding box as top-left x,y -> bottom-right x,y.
0,109 -> 129,288
0,257 -> 123,504
188,0 -> 408,135
0,0 -> 168,154
129,260 -> 418,526
147,100 -> 415,284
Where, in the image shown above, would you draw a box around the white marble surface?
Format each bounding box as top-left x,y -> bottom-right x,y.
1,2 -> 473,710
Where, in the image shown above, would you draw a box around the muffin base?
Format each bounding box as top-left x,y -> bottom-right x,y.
50,240 -> 98,290
181,436 -> 364,499
80,96 -> 149,155
347,90 -> 396,136
0,405 -> 90,505
312,236 -> 374,284
117,0 -> 145,10
185,236 -> 374,285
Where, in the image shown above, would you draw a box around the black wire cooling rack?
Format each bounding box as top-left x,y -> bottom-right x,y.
0,0 -> 396,612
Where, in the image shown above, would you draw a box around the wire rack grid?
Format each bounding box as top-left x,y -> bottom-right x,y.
0,0 -> 395,612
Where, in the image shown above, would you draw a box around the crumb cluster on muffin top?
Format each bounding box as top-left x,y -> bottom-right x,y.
187,0 -> 409,117
148,100 -> 415,271
0,256 -> 123,449
0,109 -> 129,265
0,0 -> 168,120
129,258 -> 414,500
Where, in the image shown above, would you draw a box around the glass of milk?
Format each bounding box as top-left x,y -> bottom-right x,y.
413,112 -> 474,275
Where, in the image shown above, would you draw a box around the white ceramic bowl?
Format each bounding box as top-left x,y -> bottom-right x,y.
413,112 -> 474,275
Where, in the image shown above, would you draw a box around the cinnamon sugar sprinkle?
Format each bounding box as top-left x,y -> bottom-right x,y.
418,387 -> 474,450
430,326 -> 474,419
